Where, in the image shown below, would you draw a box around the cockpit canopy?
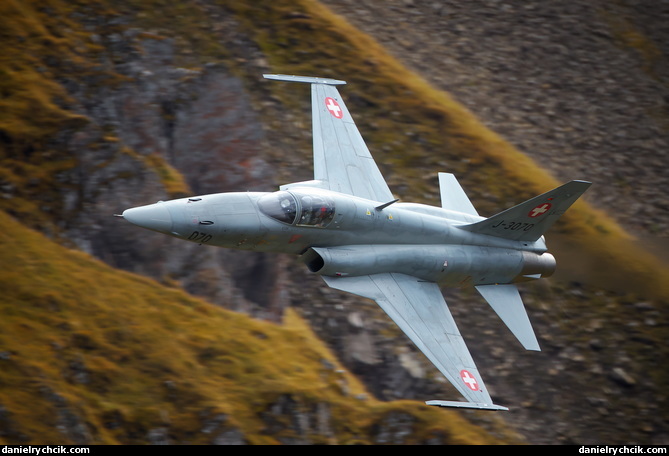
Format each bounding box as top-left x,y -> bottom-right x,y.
258,191 -> 297,224
258,191 -> 335,228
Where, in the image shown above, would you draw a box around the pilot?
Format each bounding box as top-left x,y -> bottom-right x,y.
314,206 -> 329,226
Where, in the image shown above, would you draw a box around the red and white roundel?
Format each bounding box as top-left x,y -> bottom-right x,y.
325,97 -> 343,119
460,369 -> 479,391
528,202 -> 552,218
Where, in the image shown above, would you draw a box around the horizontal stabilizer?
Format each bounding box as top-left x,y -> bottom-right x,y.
476,284 -> 540,351
458,180 -> 592,242
426,400 -> 508,411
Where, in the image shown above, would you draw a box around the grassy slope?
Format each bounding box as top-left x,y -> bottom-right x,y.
0,0 -> 521,444
2,0 -> 666,297
254,0 -> 669,301
0,0 -> 667,443
0,210 -> 518,444
0,0 -> 190,236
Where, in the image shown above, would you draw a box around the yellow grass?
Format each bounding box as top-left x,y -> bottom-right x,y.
0,210 -> 520,444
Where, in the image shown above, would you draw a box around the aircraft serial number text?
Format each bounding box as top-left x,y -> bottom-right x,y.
188,231 -> 212,243
490,221 -> 535,231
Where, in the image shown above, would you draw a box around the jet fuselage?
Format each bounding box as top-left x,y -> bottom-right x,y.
119,73 -> 591,410
123,187 -> 555,288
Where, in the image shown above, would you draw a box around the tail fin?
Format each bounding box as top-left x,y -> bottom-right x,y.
458,180 -> 591,242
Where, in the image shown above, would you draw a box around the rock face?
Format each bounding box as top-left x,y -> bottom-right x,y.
320,0 -> 669,239
304,3 -> 669,441
2,0 -> 668,445
59,28 -> 288,321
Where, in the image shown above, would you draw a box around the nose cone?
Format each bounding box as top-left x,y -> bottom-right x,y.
123,203 -> 173,234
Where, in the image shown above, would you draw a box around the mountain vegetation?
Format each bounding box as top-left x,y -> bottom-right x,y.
0,0 -> 667,444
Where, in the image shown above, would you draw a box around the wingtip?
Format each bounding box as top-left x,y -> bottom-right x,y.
263,73 -> 347,85
426,400 -> 509,411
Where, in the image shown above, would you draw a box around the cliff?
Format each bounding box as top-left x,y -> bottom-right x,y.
0,0 -> 667,445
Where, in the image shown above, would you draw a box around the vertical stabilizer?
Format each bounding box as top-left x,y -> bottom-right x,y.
459,180 -> 591,242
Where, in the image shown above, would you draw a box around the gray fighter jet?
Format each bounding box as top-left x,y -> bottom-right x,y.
119,74 -> 591,411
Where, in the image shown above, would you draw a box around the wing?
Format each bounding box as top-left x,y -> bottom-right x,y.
310,82 -> 393,201
323,272 -> 508,411
264,74 -> 394,202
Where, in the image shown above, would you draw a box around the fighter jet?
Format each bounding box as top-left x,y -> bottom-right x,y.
119,74 -> 591,411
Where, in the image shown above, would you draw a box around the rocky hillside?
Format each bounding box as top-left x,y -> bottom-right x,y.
0,0 -> 667,445
1,210 -> 520,444
321,0 -> 669,241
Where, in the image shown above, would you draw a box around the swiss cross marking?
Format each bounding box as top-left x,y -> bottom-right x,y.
528,202 -> 552,218
460,369 -> 479,391
325,97 -> 343,119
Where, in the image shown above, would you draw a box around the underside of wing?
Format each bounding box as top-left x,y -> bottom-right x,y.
322,273 -> 507,410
